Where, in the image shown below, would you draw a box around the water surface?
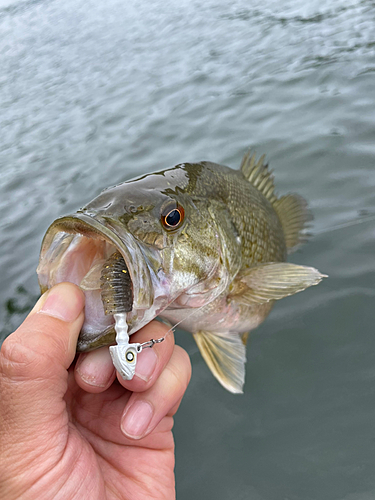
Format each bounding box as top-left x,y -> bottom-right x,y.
1,0 -> 375,498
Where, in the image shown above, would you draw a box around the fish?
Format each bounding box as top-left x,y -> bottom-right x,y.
37,151 -> 326,393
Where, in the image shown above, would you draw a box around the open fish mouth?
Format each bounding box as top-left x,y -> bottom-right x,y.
37,214 -> 153,351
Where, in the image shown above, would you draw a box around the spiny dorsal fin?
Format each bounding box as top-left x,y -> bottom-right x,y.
193,330 -> 246,394
240,150 -> 277,204
240,150 -> 312,253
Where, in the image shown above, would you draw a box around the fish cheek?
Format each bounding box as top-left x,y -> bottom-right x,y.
126,215 -> 165,248
165,226 -> 221,285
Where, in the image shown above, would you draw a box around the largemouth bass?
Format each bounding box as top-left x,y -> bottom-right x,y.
37,151 -> 325,393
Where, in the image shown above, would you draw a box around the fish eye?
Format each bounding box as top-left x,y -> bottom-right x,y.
161,204 -> 185,230
165,209 -> 181,226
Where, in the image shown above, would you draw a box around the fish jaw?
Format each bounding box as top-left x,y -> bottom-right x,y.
37,213 -> 172,351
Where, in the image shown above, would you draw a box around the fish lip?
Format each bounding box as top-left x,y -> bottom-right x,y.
39,212 -> 154,316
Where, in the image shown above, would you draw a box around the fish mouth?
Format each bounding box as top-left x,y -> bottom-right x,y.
37,214 -> 153,351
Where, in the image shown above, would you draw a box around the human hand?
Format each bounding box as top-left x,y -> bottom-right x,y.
0,283 -> 191,500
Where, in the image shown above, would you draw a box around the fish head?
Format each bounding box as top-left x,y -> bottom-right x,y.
37,164 -> 238,351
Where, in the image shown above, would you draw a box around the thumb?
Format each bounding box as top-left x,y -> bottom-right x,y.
0,282 -> 84,438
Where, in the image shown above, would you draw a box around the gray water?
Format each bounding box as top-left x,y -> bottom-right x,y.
1,0 -> 375,498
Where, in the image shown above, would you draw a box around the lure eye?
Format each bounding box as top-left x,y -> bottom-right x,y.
125,349 -> 136,363
161,204 -> 185,230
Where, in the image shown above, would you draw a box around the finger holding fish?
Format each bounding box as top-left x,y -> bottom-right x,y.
75,320 -> 174,393
75,345 -> 116,392
121,344 -> 191,440
71,342 -> 192,444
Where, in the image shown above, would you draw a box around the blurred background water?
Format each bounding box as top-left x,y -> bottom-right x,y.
1,0 -> 375,498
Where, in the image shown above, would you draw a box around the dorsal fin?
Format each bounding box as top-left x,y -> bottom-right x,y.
240,150 -> 312,253
240,150 -> 277,204
273,194 -> 312,251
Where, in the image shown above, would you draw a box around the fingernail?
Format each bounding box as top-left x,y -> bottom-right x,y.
76,348 -> 114,387
135,348 -> 158,382
121,400 -> 154,439
38,283 -> 84,322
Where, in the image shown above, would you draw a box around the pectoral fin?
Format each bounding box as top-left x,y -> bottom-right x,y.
230,262 -> 327,305
193,330 -> 246,394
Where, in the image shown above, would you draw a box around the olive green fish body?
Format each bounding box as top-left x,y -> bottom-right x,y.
37,151 -> 325,393
156,161 -> 285,334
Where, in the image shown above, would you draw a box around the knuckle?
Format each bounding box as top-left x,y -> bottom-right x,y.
0,336 -> 36,380
0,319 -> 67,381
